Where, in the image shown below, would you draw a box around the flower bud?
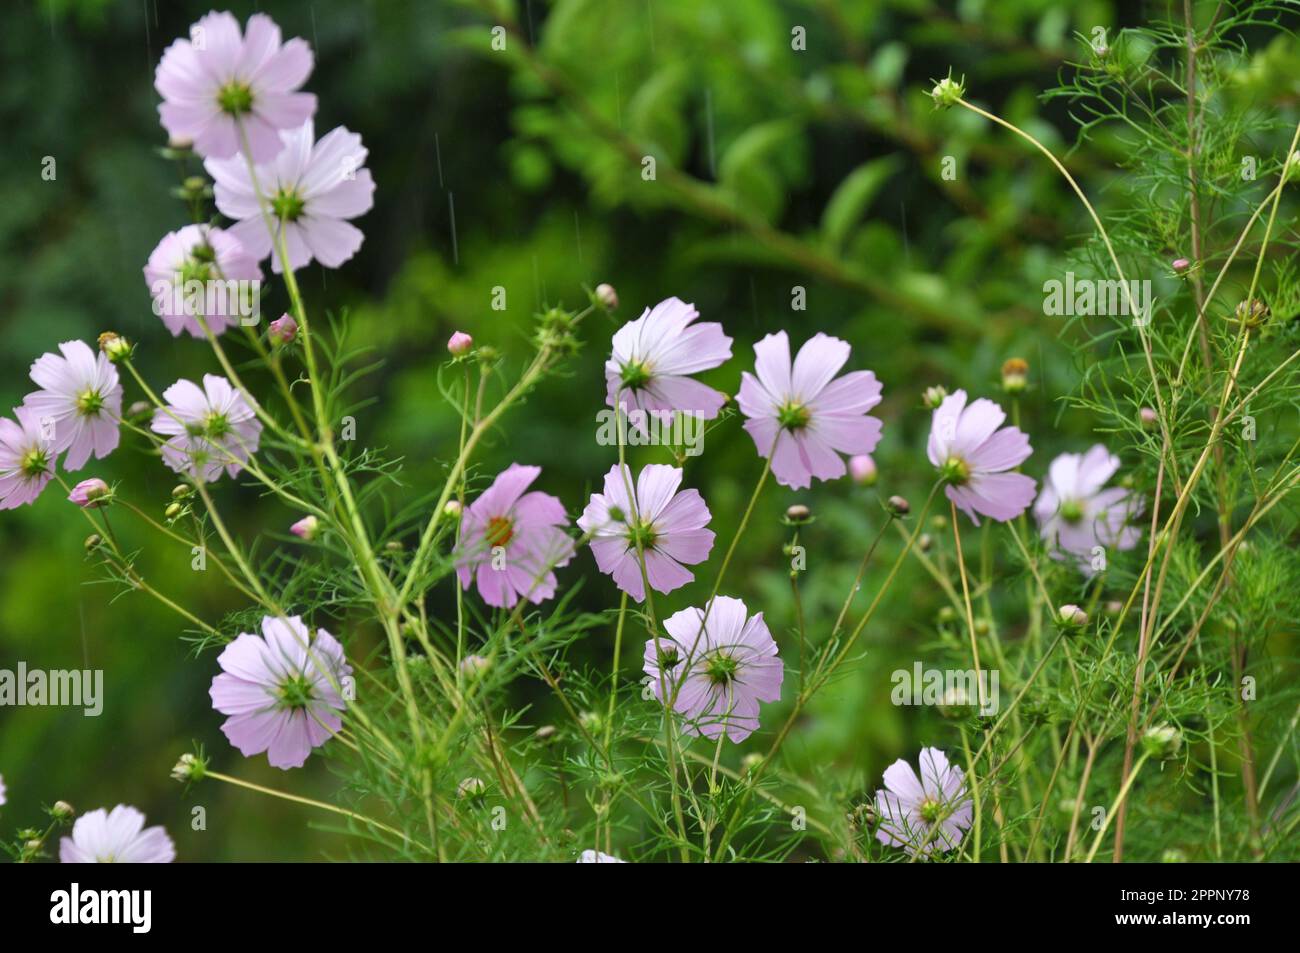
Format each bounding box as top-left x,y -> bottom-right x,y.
444,499 -> 463,519
886,495 -> 910,517
918,533 -> 933,553
384,540 -> 404,553
97,332 -> 132,362
84,534 -> 102,552
167,134 -> 194,151
171,752 -> 207,783
128,400 -> 152,417
1162,847 -> 1188,863
165,502 -> 183,519
1001,357 -> 1029,395
456,777 -> 486,800
848,801 -> 877,830
447,331 -> 473,356
171,484 -> 193,499
1057,604 -> 1088,628
50,801 -> 75,820
848,454 -> 877,486
67,478 -> 112,509
1142,724 -> 1183,760
1171,257 -> 1191,276
290,515 -> 319,541
1234,298 -> 1269,328
922,385 -> 947,409
459,654 -> 490,678
784,503 -> 812,524
929,72 -> 966,109
535,724 -> 557,743
268,313 -> 298,345
741,753 -> 763,775
1139,406 -> 1159,430
1286,150 -> 1300,183
594,283 -> 619,311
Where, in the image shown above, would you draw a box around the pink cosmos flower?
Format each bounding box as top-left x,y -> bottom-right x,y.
59,805 -> 175,863
737,331 -> 883,490
206,120 -> 375,273
1035,445 -> 1142,572
455,464 -> 575,609
576,464 -> 714,602
605,297 -> 732,426
643,596 -> 783,743
577,850 -> 626,863
151,374 -> 262,482
874,747 -> 973,858
144,224 -> 263,338
155,11 -> 316,162
209,615 -> 352,770
0,406 -> 57,509
24,341 -> 122,471
928,389 -> 1035,524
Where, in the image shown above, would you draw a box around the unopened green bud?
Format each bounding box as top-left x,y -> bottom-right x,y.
1143,724 -> 1182,760
929,72 -> 966,109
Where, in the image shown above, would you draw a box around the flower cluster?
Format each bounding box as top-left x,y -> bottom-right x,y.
3,8 -> 1172,865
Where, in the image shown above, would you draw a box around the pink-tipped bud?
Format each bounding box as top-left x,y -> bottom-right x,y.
1057,604 -> 1088,627
67,478 -> 111,509
448,331 -> 474,356
886,495 -> 910,517
444,499 -> 463,519
595,283 -> 619,311
1139,407 -> 1159,430
1171,258 -> 1191,276
849,454 -> 878,486
268,313 -> 298,345
290,515 -> 319,541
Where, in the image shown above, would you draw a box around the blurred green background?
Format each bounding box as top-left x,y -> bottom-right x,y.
2,0 -> 1298,860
